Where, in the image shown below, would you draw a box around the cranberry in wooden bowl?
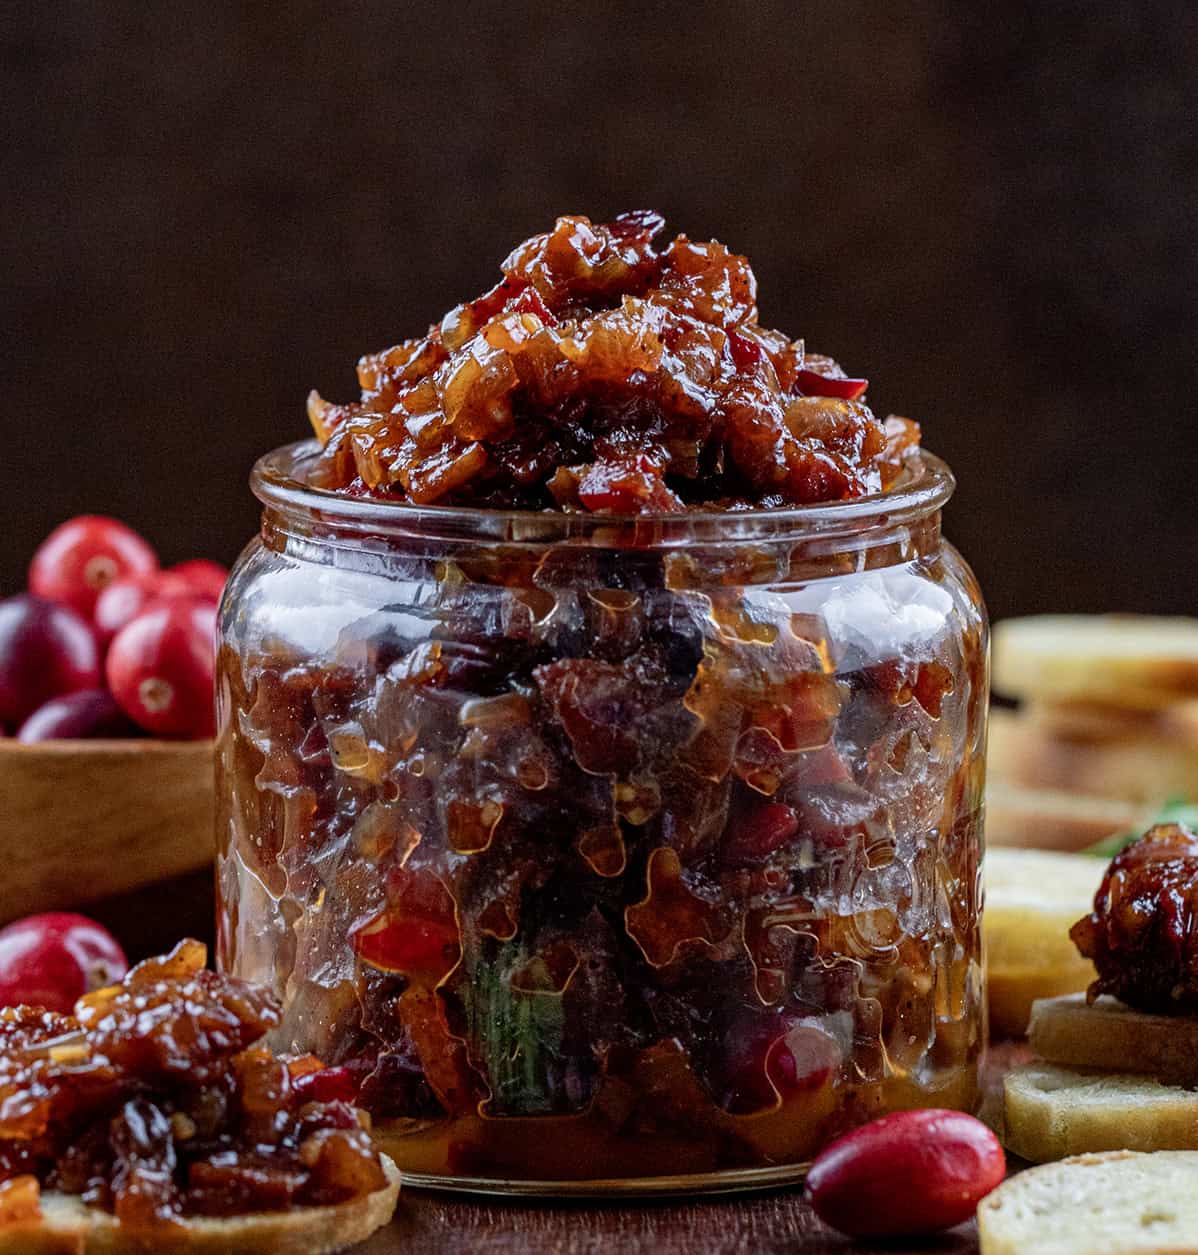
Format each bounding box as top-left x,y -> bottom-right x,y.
215,213 -> 989,1195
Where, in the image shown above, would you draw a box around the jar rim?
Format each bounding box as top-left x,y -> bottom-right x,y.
252,440 -> 954,548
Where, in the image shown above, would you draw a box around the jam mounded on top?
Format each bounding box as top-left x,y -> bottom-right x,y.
0,940 -> 388,1228
306,212 -> 920,511
1072,823 -> 1198,1013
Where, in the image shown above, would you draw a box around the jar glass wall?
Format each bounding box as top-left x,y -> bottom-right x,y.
216,441 -> 988,1194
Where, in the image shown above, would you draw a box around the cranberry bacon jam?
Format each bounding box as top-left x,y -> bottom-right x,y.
305,211 -> 920,510
0,941 -> 390,1228
219,212 -> 986,1186
1072,824 -> 1198,1013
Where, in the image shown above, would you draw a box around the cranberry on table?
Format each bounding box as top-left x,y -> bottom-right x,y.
105,600 -> 217,738
28,515 -> 158,618
17,688 -> 139,742
169,558 -> 229,602
0,594 -> 102,728
93,571 -> 197,647
806,1108 -> 1005,1237
0,913 -> 127,1013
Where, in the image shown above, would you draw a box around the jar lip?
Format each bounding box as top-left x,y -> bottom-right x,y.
252,440 -> 954,546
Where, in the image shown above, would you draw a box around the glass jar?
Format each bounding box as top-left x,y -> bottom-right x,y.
216,440 -> 988,1195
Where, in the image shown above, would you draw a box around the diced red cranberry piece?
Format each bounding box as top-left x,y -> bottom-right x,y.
0,595 -> 101,728
351,911 -> 459,977
507,286 -> 557,326
727,328 -> 765,370
722,802 -> 800,866
607,209 -> 667,243
790,783 -> 881,855
724,1010 -> 841,1112
795,369 -> 869,401
577,455 -> 684,513
0,912 -> 128,1013
351,871 -> 460,979
28,516 -> 158,618
791,743 -> 853,788
292,1064 -> 362,1105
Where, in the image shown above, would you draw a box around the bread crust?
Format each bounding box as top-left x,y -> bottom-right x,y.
0,1157 -> 399,1254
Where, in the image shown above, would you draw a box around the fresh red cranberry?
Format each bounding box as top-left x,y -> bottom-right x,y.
0,595 -> 102,728
93,572 -> 197,647
28,516 -> 158,618
105,600 -> 217,738
807,1109 -> 1005,1237
168,559 -> 229,603
724,1010 -> 841,1112
722,802 -> 800,866
795,369 -> 869,401
0,913 -> 128,1013
17,689 -> 139,741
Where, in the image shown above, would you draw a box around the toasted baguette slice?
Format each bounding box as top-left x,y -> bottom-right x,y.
1027,699 -> 1198,745
978,1151 -> 1198,1255
1004,1063 -> 1198,1163
984,848 -> 1103,968
983,848 -> 1100,1036
1029,994 -> 1198,1087
0,1157 -> 399,1254
993,615 -> 1198,710
988,705 -> 1198,805
985,779 -> 1146,852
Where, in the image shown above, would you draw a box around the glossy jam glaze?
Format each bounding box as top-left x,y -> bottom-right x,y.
216,443 -> 988,1189
303,211 -> 921,513
1072,822 -> 1198,1013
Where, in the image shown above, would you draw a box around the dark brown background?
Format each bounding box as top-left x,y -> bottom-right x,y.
3,1 -> 1196,622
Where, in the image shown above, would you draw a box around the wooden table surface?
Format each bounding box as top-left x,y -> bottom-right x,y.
352,1040 -> 1030,1255
360,1187 -> 979,1254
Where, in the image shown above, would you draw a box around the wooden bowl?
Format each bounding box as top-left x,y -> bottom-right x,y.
0,738 -> 215,926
